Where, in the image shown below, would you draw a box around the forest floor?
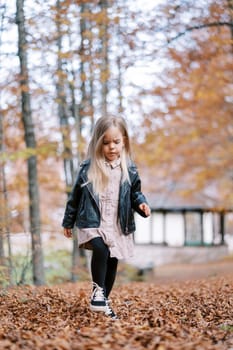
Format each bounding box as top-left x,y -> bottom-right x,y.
0,258 -> 233,350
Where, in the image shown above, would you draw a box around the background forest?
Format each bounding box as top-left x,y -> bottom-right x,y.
0,0 -> 232,285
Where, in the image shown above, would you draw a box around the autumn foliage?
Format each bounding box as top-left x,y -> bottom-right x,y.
132,2 -> 233,207
0,0 -> 232,289
0,273 -> 232,350
0,0 -> 232,235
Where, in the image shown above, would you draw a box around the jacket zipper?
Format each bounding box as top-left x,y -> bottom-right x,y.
122,181 -> 130,235
80,171 -> 100,216
86,183 -> 101,216
125,195 -> 129,234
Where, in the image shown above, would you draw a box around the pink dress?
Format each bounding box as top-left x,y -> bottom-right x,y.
78,160 -> 134,260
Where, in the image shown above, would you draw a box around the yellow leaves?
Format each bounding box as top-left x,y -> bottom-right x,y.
56,69 -> 68,80
82,29 -> 94,40
0,147 -> 36,163
100,69 -> 110,83
80,8 -> 110,26
80,71 -> 87,82
93,9 -> 109,26
0,142 -> 58,163
57,51 -> 73,60
20,84 -> 30,93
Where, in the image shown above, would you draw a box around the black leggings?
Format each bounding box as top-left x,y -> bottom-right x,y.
90,237 -> 118,298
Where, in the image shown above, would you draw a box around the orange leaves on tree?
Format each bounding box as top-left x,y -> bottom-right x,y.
133,1 -> 233,207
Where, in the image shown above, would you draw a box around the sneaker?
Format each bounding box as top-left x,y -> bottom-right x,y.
90,283 -> 107,312
105,299 -> 118,320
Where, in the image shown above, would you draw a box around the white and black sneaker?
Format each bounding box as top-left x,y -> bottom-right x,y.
105,299 -> 118,320
90,283 -> 107,312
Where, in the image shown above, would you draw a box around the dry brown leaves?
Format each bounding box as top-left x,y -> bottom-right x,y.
0,276 -> 232,350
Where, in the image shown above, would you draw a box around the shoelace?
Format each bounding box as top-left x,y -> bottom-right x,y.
92,283 -> 105,301
105,299 -> 118,319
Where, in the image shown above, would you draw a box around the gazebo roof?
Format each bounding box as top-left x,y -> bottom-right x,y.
146,192 -> 233,212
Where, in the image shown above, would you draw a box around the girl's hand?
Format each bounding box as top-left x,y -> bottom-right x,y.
64,228 -> 72,238
139,203 -> 151,217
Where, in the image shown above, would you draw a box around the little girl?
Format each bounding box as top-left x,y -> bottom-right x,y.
62,116 -> 150,319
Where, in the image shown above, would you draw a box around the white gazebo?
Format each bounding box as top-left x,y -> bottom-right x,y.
134,206 -> 231,247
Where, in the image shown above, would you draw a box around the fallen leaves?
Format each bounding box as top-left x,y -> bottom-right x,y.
0,276 -> 232,349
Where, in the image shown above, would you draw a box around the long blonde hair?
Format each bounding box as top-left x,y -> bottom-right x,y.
87,116 -> 131,194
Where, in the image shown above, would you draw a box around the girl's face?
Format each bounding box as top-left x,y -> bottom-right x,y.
102,126 -> 125,162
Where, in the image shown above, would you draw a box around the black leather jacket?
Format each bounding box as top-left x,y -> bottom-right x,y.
62,159 -> 149,235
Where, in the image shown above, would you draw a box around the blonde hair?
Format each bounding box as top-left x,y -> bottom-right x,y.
87,116 -> 131,194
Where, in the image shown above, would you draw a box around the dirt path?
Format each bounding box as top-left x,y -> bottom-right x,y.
153,257 -> 233,283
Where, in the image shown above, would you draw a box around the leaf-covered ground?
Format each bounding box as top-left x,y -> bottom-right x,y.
0,270 -> 232,349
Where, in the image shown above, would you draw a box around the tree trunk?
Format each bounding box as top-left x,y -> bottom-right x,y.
56,0 -> 74,192
56,0 -> 81,281
79,2 -> 88,127
116,56 -> 123,113
79,2 -> 94,130
0,2 -> 13,285
227,0 -> 233,50
0,4 -> 5,268
16,0 -> 45,285
99,0 -> 109,117
0,152 -> 13,285
0,112 -> 5,265
116,0 -> 125,114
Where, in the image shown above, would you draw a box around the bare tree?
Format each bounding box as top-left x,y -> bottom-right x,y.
0,2 -> 6,269
55,0 -> 82,282
0,123 -> 4,263
0,112 -> 5,269
99,0 -> 109,116
16,0 -> 44,285
0,2 -> 14,285
227,0 -> 233,49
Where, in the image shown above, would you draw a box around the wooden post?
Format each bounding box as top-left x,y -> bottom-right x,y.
219,212 -> 225,245
183,210 -> 187,246
200,211 -> 204,245
162,211 -> 167,245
